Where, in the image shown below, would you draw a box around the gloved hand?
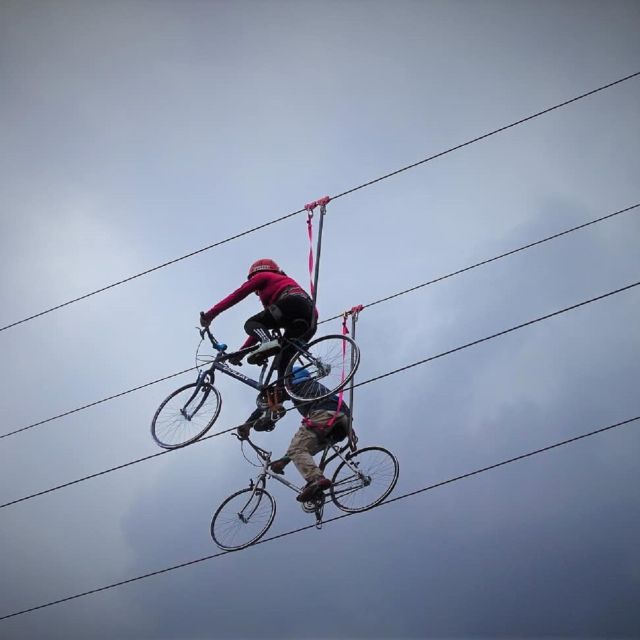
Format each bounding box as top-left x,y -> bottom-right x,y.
199,311 -> 211,328
237,423 -> 251,440
227,352 -> 244,366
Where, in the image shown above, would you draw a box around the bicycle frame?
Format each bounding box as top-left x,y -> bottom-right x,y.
223,435 -> 373,533
240,436 -> 366,504
207,356 -> 268,391
197,327 -> 322,399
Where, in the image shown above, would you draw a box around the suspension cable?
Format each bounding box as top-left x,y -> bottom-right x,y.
319,202 -> 639,324
3,202 -> 636,441
1,71 -> 637,334
2,280 -> 638,511
1,413 -> 637,622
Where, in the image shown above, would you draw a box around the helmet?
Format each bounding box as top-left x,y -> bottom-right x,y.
291,366 -> 311,385
248,258 -> 280,279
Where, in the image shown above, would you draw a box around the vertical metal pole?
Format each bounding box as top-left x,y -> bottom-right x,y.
347,311 -> 358,451
310,204 -> 327,323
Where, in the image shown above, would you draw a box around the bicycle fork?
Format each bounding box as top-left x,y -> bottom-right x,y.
180,370 -> 209,420
236,478 -> 264,523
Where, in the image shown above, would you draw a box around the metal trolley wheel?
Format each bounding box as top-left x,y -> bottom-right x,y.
150,382 -> 222,449
330,447 -> 399,513
211,487 -> 276,551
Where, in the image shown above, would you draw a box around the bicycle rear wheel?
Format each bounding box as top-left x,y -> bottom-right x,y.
151,382 -> 222,449
330,447 -> 399,513
211,487 -> 276,551
284,334 -> 360,402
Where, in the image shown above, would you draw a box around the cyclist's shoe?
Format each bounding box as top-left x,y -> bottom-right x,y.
253,415 -> 276,432
247,340 -> 280,365
269,457 -> 289,475
297,476 -> 332,502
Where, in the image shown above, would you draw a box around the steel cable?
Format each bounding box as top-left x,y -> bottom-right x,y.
2,71 -> 638,334
3,202 -> 637,441
1,413 -> 637,621
2,279 -> 638,511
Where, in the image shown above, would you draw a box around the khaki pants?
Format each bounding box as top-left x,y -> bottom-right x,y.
286,410 -> 348,482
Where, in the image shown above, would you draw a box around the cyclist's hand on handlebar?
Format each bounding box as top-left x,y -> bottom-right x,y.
237,423 -> 251,440
199,311 -> 211,328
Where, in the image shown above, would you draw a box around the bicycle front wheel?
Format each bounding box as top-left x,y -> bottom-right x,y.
211,488 -> 276,551
151,382 -> 222,449
284,334 -> 360,402
330,447 -> 399,513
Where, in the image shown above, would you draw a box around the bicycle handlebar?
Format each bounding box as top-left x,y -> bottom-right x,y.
234,432 -> 271,461
199,313 -> 227,352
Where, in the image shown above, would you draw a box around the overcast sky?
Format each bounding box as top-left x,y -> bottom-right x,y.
1,1 -> 639,638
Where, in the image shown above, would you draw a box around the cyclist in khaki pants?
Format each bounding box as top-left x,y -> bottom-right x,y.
238,367 -> 352,503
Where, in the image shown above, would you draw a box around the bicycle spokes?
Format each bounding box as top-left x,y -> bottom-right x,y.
285,335 -> 360,403
211,488 -> 276,551
151,383 -> 222,449
181,390 -> 208,420
330,447 -> 399,513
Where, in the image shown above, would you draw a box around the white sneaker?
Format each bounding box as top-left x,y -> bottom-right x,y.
247,340 -> 280,364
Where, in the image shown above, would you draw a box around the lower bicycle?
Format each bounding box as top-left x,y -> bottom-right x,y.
210,433 -> 399,551
151,324 -> 360,449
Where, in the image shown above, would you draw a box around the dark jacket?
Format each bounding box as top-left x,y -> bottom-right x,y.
248,379 -> 351,432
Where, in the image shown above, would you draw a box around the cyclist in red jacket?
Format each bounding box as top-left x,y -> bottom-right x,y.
200,258 -> 317,388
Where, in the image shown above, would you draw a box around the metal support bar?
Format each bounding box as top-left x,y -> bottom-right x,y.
310,203 -> 327,322
347,310 -> 358,451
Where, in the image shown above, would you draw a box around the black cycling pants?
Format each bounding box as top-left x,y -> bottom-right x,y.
244,295 -> 316,382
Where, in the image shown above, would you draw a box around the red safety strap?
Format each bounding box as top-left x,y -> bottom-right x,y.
327,305 -> 363,423
305,210 -> 315,297
304,196 -> 331,299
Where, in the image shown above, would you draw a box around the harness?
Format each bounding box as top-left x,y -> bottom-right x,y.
276,285 -> 311,302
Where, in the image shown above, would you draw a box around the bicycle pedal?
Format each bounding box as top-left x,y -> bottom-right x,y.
301,493 -> 325,513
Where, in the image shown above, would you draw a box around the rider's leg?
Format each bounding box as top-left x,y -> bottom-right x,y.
244,309 -> 280,362
292,412 -> 349,502
286,423 -> 325,483
244,308 -> 277,342
245,297 -> 314,411
273,296 -> 316,382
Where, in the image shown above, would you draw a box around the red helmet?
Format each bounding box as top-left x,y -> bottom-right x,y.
248,258 -> 281,278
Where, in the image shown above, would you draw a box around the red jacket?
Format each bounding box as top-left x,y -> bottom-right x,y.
203,272 -> 314,347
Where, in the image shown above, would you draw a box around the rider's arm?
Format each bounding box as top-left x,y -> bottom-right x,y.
238,407 -> 264,439
202,277 -> 263,323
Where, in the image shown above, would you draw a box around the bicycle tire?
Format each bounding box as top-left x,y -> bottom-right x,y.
211,487 -> 276,551
330,446 -> 399,513
151,382 -> 222,449
284,334 -> 360,402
